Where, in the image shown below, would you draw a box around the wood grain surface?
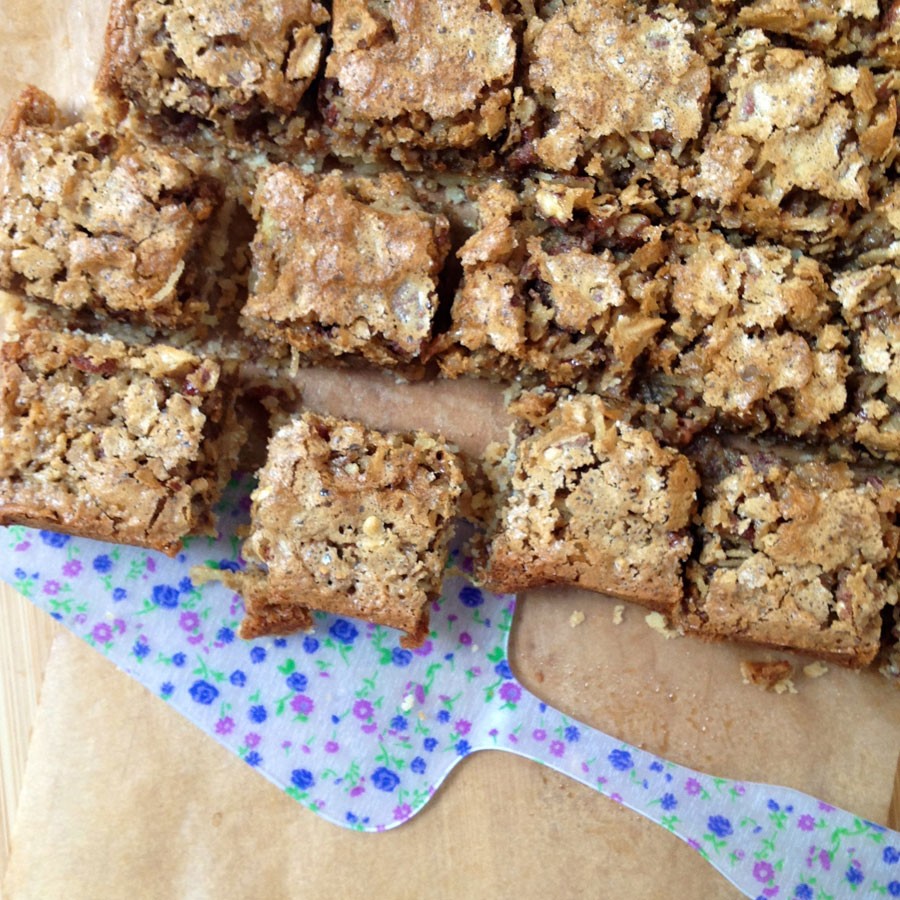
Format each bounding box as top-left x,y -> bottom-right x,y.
0,584 -> 60,880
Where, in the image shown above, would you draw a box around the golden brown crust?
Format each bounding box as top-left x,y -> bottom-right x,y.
97,0 -> 329,123
0,86 -> 230,331
230,412 -> 465,645
242,166 -> 450,368
478,393 -> 699,614
683,440 -> 900,667
0,322 -> 245,557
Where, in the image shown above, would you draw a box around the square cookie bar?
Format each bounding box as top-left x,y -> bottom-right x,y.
510,0 -> 712,183
431,180 -> 669,389
99,0 -> 329,129
683,438 -> 900,666
0,309 -> 245,556
232,412 -> 465,645
834,263 -> 900,458
647,226 -> 848,438
686,32 -> 897,252
321,0 -> 518,166
242,166 -> 450,369
0,87 -> 230,331
477,392 -> 699,614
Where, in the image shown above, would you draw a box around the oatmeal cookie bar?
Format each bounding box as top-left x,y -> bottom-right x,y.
225,412 -> 465,646
476,392 -> 699,614
648,226 -> 848,438
242,166 -> 450,370
834,263 -> 900,458
431,180 -> 668,389
509,0 -> 712,186
0,86 -> 231,332
686,31 -> 898,252
0,309 -> 245,556
98,0 -> 329,137
320,0 -> 518,168
682,438 -> 900,666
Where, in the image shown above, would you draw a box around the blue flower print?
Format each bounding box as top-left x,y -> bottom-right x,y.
459,586 -> 484,607
249,705 -> 268,723
391,647 -> 412,667
292,769 -> 315,790
886,848 -> 900,865
152,584 -> 179,609
303,635 -> 320,654
608,749 -> 633,771
133,640 -> 149,659
372,767 -> 400,792
287,672 -> 308,692
216,627 -> 235,644
329,619 -> 359,645
230,669 -> 247,686
250,646 -> 267,664
93,554 -> 113,573
707,816 -> 733,839
456,740 -> 471,756
112,587 -> 127,602
245,751 -> 262,767
437,709 -> 451,724
189,680 -> 219,705
39,530 -> 69,548
794,885 -> 813,900
410,757 -> 426,775
172,653 -> 186,667
390,715 -> 408,732
423,737 -> 438,752
494,659 -> 513,680
660,793 -> 677,811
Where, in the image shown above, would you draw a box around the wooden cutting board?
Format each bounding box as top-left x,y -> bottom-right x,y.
1,3 -> 899,897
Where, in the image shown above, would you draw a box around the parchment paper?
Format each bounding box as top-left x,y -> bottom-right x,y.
2,4 -> 899,897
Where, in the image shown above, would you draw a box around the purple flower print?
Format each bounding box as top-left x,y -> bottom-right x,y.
499,682 -> 521,703
532,728 -> 547,742
819,850 -> 832,871
685,777 -> 702,796
92,622 -> 113,643
145,556 -> 156,573
393,804 -> 412,822
245,732 -> 261,749
549,740 -> 565,758
459,632 -> 472,646
797,814 -> 816,832
179,611 -> 200,632
455,719 -> 471,736
754,861 -> 775,883
291,694 -> 314,716
324,741 -> 340,754
353,699 -> 373,720
413,640 -> 433,657
215,717 -> 235,735
59,561 -> 81,579
43,580 -> 60,595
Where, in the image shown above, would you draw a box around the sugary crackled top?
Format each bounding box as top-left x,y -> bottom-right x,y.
246,166 -> 449,352
0,89 -> 215,321
112,0 -> 330,117
326,0 -> 516,120
527,0 -> 710,143
693,32 -> 896,205
484,394 -> 698,608
694,451 -> 899,658
833,264 -> 900,454
242,413 -> 465,627
0,329 -> 219,482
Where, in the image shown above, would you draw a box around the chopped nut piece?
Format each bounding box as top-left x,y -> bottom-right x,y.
740,659 -> 796,693
569,610 -> 585,628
